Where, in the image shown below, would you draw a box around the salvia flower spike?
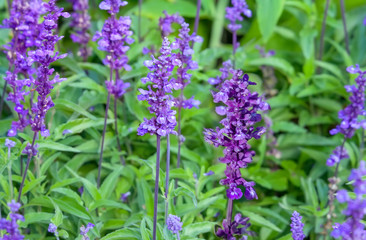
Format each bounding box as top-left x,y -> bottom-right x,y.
70,0 -> 91,61
0,200 -> 25,240
290,211 -> 305,240
80,223 -> 95,240
167,214 -> 183,239
331,161 -> 366,239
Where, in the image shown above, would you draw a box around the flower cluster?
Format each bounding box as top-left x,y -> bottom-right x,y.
48,223 -> 59,239
331,161 -> 366,239
80,223 -> 95,240
137,37 -> 181,136
208,60 -> 232,87
327,65 -> 366,166
93,0 -> 133,96
2,0 -> 45,137
225,0 -> 252,32
290,211 -> 305,240
70,0 -> 91,61
0,200 -> 25,240
27,0 -> 70,138
167,214 -> 183,235
204,69 -> 269,200
172,21 -> 201,110
216,213 -> 252,239
159,11 -> 184,37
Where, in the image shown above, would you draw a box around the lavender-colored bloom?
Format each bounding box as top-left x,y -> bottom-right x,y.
0,200 -> 25,240
204,170 -> 215,176
2,0 -> 45,137
363,17 -> 366,26
70,0 -> 91,60
78,186 -> 84,195
327,65 -> 366,166
137,37 -> 180,136
22,142 -> 39,156
208,60 -> 232,86
290,211 -> 305,240
93,0 -> 133,96
167,214 -> 183,234
62,129 -> 73,135
159,11 -> 184,37
331,161 -> 366,239
120,191 -> 130,202
216,213 -> 252,239
5,139 -> 16,148
142,46 -> 156,56
225,0 -> 252,32
204,69 -> 269,200
26,0 -> 69,139
80,223 -> 94,240
48,223 -> 57,233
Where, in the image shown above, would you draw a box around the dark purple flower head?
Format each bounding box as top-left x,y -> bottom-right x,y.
216,214 -> 252,239
166,214 -> 183,234
70,0 -> 91,60
137,37 -> 180,136
328,65 -> 366,167
225,0 -> 252,32
204,68 -> 268,200
22,143 -> 39,157
290,211 -> 305,240
159,11 -> 184,37
0,200 -> 24,240
80,223 -> 94,240
331,161 -> 366,239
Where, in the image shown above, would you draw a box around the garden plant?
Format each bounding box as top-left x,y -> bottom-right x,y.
0,0 -> 365,239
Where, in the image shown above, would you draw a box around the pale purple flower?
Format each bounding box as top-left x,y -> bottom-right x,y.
80,223 -> 94,240
120,192 -> 130,202
331,161 -> 366,239
159,11 -> 184,37
204,170 -> 214,176
167,214 -> 183,234
5,139 -> 16,148
62,129 -> 73,135
290,211 -> 305,240
0,200 -> 24,240
225,0 -> 252,32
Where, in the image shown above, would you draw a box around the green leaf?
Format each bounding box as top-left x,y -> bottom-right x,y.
38,140 -> 81,153
182,222 -> 216,237
100,229 -> 140,240
246,57 -> 295,76
89,199 -> 131,212
257,0 -> 286,42
100,166 -> 123,199
54,98 -> 96,120
240,210 -> 281,232
173,186 -> 197,207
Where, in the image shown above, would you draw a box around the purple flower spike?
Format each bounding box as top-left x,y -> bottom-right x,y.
159,11 -> 184,37
226,0 -> 252,32
331,161 -> 366,239
137,37 -> 179,136
204,68 -> 268,200
167,214 -> 183,235
48,223 -> 58,233
328,65 -> 366,167
70,0 -> 91,60
0,200 -> 25,239
290,211 -> 305,240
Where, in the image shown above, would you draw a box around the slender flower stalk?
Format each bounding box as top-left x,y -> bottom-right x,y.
17,0 -> 69,202
137,37 -> 180,240
165,134 -> 170,221
290,211 -> 305,240
5,139 -> 16,200
225,0 -> 252,57
331,161 -> 366,239
324,65 -> 366,233
93,0 -> 133,183
318,0 -> 330,61
339,0 -> 350,55
138,0 -> 142,42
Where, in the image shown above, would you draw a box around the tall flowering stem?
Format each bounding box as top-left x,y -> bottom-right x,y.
5,139 -> 16,200
225,0 -> 252,56
159,12 -> 201,205
324,65 -> 366,233
137,37 -> 179,240
93,0 -> 133,185
331,161 -> 366,239
70,0 -> 91,61
205,68 -> 269,239
17,0 -> 69,202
